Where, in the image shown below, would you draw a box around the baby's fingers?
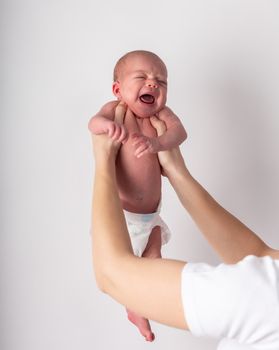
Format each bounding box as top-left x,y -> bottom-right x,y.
119,125 -> 128,144
132,138 -> 145,149
134,143 -> 149,158
111,124 -> 122,141
135,147 -> 150,158
111,124 -> 128,144
107,123 -> 116,138
131,133 -> 146,146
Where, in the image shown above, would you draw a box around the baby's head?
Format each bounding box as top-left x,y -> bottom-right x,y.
112,50 -> 168,118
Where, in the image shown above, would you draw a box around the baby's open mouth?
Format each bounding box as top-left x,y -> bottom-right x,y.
139,94 -> 155,104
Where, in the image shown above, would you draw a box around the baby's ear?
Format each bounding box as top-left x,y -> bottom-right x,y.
112,81 -> 121,99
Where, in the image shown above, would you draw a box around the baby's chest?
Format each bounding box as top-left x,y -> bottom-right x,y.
124,115 -> 156,138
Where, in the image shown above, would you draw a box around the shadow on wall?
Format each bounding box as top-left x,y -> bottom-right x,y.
201,56 -> 279,244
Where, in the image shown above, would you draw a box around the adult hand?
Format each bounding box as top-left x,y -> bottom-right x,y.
150,116 -> 186,177
92,101 -> 127,165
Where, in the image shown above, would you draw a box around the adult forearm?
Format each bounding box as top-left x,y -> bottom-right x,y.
91,145 -> 187,330
92,155 -> 134,289
166,164 -> 270,263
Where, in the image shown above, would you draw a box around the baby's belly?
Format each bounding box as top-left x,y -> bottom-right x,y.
116,144 -> 161,214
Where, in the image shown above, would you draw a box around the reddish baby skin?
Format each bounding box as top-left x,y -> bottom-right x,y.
88,51 -> 187,342
116,109 -> 161,214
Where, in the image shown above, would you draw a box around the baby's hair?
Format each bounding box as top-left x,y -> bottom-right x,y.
113,50 -> 167,82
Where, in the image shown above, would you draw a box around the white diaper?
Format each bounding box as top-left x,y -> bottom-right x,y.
123,203 -> 171,257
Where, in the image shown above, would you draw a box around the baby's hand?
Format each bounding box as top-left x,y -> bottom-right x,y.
132,133 -> 160,158
105,119 -> 128,144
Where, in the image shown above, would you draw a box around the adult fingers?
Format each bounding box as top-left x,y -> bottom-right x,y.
115,101 -> 127,125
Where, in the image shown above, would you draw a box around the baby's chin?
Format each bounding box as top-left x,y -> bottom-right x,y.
128,103 -> 164,118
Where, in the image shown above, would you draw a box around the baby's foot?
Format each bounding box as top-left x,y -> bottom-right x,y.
126,309 -> 155,342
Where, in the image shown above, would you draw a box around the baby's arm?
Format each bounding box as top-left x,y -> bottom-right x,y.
88,101 -> 128,142
133,107 -> 187,158
156,107 -> 187,150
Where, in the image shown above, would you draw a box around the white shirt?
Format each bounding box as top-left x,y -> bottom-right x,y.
181,255 -> 279,349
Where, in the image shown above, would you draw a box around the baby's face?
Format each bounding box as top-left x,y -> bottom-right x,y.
113,54 -> 168,118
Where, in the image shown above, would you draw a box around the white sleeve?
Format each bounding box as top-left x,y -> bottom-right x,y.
181,255 -> 279,349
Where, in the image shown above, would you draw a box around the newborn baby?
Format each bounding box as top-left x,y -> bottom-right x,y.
88,50 -> 187,341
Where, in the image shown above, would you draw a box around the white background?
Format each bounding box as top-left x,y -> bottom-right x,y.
1,1 -> 279,349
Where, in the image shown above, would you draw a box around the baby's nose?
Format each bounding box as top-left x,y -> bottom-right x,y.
146,82 -> 158,89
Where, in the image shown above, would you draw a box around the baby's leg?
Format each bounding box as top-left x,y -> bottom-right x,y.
142,225 -> 162,259
126,226 -> 162,342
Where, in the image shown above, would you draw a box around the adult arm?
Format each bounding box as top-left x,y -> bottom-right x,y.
150,117 -> 279,263
91,118 -> 188,330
